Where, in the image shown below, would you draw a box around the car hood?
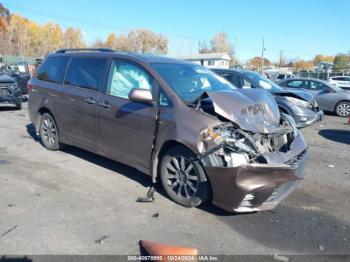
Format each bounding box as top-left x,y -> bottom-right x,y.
0,74 -> 15,84
273,89 -> 314,102
205,89 -> 280,134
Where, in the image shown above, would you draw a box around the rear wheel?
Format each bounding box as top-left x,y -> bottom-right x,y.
160,146 -> 210,208
335,101 -> 350,117
15,103 -> 22,110
39,113 -> 60,151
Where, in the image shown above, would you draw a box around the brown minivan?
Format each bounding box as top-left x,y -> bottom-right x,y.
28,48 -> 308,213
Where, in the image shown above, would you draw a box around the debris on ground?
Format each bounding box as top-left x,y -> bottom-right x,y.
137,186 -> 155,203
94,235 -> 110,245
273,254 -> 289,262
328,164 -> 335,168
318,244 -> 325,251
0,160 -> 10,165
0,225 -> 18,238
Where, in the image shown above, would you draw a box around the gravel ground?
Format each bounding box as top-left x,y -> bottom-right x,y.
0,103 -> 349,255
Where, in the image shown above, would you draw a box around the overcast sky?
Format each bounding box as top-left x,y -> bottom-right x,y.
3,0 -> 350,62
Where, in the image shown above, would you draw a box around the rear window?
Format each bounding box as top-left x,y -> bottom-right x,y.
37,56 -> 69,83
64,58 -> 107,90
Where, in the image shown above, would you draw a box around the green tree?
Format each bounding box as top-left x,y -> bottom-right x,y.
63,27 -> 85,49
314,54 -> 334,66
333,54 -> 350,71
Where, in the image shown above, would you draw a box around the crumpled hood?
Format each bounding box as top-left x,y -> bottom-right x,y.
273,89 -> 313,102
206,89 -> 280,134
0,74 -> 15,83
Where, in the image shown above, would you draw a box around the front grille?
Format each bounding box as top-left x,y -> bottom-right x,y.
0,88 -> 10,96
266,181 -> 295,202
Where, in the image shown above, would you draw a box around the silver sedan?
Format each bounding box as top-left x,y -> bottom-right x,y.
278,78 -> 350,117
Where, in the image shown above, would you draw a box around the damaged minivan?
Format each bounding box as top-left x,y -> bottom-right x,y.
28,49 -> 308,213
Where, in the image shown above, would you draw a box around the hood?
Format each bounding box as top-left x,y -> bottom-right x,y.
0,74 -> 15,84
273,89 -> 314,102
205,89 -> 280,134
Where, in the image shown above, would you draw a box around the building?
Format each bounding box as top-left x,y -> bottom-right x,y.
179,53 -> 231,69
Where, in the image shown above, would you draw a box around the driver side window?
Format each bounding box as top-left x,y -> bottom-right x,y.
307,81 -> 327,91
107,60 -> 154,99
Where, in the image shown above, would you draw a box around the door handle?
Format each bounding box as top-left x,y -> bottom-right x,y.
99,101 -> 111,109
84,97 -> 96,104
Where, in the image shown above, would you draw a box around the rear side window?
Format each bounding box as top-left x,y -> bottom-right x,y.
64,58 -> 107,90
37,57 -> 69,83
287,80 -> 303,88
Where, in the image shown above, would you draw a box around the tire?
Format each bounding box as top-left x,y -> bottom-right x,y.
15,103 -> 22,110
335,101 -> 350,117
39,113 -> 61,151
160,146 -> 210,208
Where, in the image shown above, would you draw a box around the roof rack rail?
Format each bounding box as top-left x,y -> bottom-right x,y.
54,48 -> 115,54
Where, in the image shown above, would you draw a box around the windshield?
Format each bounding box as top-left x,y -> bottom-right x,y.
243,71 -> 285,92
151,63 -> 236,102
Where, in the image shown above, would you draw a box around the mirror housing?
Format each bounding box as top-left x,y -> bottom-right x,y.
128,88 -> 153,104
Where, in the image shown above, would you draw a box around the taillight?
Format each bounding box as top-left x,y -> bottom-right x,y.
27,82 -> 33,92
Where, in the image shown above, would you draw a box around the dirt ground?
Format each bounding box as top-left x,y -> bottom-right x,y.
0,102 -> 349,255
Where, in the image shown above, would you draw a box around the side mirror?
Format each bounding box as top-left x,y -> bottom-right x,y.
128,88 -> 153,104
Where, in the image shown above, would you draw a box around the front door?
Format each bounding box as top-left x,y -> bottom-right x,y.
97,59 -> 158,171
306,80 -> 332,110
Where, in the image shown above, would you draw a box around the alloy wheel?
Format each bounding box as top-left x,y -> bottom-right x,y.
41,116 -> 57,146
165,156 -> 199,199
336,103 -> 350,117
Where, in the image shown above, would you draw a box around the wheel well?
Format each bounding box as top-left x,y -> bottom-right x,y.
279,107 -> 288,114
152,140 -> 195,183
37,107 -> 58,133
334,100 -> 350,111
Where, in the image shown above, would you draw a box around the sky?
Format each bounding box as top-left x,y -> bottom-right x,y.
2,0 -> 350,62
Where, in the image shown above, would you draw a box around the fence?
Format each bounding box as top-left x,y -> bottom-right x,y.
296,71 -> 350,80
1,55 -> 36,65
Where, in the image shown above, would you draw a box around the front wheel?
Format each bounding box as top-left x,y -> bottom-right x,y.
39,113 -> 61,151
160,146 -> 210,208
335,101 -> 350,117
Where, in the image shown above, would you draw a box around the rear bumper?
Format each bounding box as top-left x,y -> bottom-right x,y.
204,134 -> 307,213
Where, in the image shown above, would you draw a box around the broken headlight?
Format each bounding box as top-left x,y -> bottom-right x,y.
285,96 -> 312,109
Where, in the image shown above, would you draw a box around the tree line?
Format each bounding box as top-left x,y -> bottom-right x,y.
1,2 -> 349,71
0,3 -> 167,58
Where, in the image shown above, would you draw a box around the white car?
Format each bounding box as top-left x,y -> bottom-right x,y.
327,76 -> 350,90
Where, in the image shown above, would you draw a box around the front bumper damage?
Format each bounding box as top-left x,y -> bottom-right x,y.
198,114 -> 308,213
0,86 -> 22,106
295,109 -> 324,128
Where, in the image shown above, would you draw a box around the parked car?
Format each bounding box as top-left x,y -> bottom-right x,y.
327,76 -> 350,91
8,62 -> 31,94
28,48 -> 308,213
278,78 -> 350,117
212,69 -> 323,128
0,73 -> 22,109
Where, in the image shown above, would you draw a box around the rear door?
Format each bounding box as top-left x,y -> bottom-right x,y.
97,59 -> 158,170
56,57 -> 108,151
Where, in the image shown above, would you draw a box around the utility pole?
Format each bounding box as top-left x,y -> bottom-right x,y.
233,36 -> 237,68
261,37 -> 265,74
279,49 -> 283,68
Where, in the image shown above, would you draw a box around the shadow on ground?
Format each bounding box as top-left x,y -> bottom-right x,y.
319,129 -> 350,145
0,106 -> 19,112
